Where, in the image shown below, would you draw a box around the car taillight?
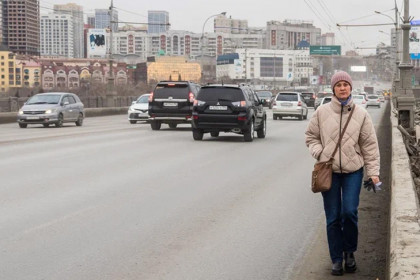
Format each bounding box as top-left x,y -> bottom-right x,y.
193,115 -> 199,120
312,94 -> 316,99
232,101 -> 246,107
297,101 -> 302,106
188,92 -> 195,103
272,101 -> 277,106
362,100 -> 366,104
148,92 -> 154,102
237,116 -> 247,121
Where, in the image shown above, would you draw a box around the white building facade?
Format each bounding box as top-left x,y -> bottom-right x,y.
53,3 -> 84,58
266,20 -> 321,50
216,48 -> 313,87
40,14 -> 74,58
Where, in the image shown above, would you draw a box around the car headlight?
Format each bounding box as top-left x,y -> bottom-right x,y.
129,106 -> 135,111
45,109 -> 55,114
18,110 -> 24,115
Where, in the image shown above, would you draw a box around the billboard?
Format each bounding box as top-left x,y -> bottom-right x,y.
87,29 -> 107,58
410,20 -> 420,60
350,66 -> 367,72
310,45 -> 341,56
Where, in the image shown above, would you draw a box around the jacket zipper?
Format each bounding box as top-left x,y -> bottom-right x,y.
339,105 -> 343,173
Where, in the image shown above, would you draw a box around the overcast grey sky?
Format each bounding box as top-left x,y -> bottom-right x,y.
41,0 -> 420,55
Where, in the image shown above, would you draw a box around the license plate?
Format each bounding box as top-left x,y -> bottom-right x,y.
281,103 -> 292,106
26,116 -> 39,120
209,105 -> 227,110
163,102 -> 177,107
304,97 -> 310,100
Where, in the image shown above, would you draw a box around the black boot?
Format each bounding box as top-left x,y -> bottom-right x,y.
344,252 -> 357,273
331,261 -> 343,276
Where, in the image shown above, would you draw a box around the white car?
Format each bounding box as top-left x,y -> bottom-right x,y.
315,96 -> 332,110
366,95 -> 381,108
272,91 -> 308,120
128,94 -> 150,124
352,94 -> 367,108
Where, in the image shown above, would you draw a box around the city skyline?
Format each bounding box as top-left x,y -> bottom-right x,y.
39,0 -> 420,55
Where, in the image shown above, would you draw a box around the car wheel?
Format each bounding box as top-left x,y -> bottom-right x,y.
298,114 -> 303,120
168,123 -> 177,129
55,114 -> 63,127
75,113 -> 84,126
150,120 -> 161,130
129,120 -> 137,124
210,131 -> 219,137
192,129 -> 204,140
257,117 -> 266,139
278,116 -> 283,120
243,119 -> 254,142
273,115 -> 277,120
43,123 -> 49,128
304,111 -> 308,120
19,123 -> 27,128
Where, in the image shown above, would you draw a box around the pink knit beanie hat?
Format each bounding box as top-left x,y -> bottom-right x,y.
331,71 -> 352,93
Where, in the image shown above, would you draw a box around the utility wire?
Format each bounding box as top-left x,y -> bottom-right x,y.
315,0 -> 353,48
303,0 -> 331,30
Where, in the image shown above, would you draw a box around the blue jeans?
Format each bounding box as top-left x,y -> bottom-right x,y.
322,168 -> 363,263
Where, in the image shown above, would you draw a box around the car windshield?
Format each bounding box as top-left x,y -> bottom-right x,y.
317,92 -> 333,98
300,92 -> 314,97
353,95 -> 364,100
197,87 -> 245,102
154,84 -> 189,99
256,91 -> 272,98
322,98 -> 332,104
277,93 -> 298,101
136,95 -> 149,103
26,95 -> 61,105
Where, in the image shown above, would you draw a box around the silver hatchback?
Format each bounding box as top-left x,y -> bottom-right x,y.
17,92 -> 85,128
272,92 -> 308,120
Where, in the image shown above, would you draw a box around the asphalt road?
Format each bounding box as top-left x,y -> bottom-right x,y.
0,105 -> 386,280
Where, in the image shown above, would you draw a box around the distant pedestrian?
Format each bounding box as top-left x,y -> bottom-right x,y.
305,71 -> 380,276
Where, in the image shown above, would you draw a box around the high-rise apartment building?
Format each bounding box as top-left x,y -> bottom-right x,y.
40,14 -> 74,58
1,0 -> 40,56
266,20 -> 321,50
214,14 -> 248,34
87,14 -> 96,28
321,33 -> 335,45
147,11 -> 169,34
0,1 -> 3,45
54,3 -> 84,58
95,9 -> 118,32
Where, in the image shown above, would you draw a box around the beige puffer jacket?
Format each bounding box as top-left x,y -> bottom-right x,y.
305,96 -> 380,177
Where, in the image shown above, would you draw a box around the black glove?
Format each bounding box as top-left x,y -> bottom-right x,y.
363,178 -> 382,193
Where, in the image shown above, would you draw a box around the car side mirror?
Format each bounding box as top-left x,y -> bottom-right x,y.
259,99 -> 265,105
63,101 -> 69,106
132,101 -> 136,104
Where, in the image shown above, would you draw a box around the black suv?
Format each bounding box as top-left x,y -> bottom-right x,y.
191,84 -> 267,142
148,81 -> 200,130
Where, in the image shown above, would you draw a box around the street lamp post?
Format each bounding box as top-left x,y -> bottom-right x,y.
200,12 -> 226,83
375,10 -> 399,82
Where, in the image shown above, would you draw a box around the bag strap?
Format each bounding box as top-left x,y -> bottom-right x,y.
330,104 -> 355,159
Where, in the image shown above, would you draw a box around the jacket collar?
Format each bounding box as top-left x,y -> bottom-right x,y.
330,94 -> 354,114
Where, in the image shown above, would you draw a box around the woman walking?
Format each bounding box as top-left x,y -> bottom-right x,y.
305,71 -> 380,276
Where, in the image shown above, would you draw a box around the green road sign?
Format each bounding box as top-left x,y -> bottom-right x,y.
310,45 -> 341,56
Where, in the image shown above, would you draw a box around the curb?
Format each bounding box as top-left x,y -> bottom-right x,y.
389,103 -> 420,280
0,107 -> 129,124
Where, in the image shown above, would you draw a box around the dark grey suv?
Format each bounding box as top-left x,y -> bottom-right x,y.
192,84 -> 267,142
148,81 -> 200,130
17,92 -> 85,128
